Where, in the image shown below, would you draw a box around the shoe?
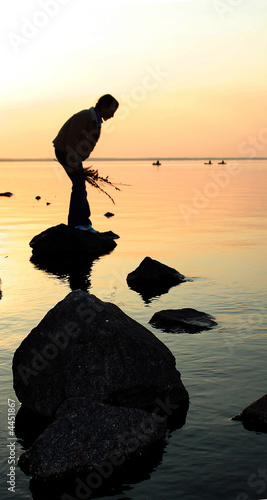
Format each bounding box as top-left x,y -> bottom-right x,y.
75,224 -> 99,234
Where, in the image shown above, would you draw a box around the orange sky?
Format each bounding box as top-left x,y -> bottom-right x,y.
1,0 -> 267,159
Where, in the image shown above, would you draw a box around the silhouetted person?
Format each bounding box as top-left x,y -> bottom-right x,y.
53,94 -> 119,233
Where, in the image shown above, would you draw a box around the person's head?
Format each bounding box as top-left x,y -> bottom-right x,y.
95,94 -> 119,121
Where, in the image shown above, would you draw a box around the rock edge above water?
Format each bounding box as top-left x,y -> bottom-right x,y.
149,308 -> 218,333
30,223 -> 119,262
13,290 -> 189,478
127,256 -> 188,300
232,394 -> 267,432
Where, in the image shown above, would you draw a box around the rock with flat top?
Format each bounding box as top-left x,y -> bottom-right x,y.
149,308 -> 217,333
29,223 -> 119,263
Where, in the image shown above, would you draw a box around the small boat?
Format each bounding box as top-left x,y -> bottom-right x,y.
153,160 -> 161,166
204,160 -> 213,165
218,160 -> 226,165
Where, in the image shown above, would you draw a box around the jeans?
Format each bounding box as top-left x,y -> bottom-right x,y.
54,148 -> 91,228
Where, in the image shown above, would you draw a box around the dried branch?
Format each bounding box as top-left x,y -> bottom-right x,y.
82,166 -> 121,204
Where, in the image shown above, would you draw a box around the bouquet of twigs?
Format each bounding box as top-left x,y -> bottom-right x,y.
82,166 -> 121,204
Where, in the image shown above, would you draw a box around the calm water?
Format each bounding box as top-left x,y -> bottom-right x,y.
0,159 -> 267,500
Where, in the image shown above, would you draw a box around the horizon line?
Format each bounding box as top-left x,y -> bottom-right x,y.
0,157 -> 267,162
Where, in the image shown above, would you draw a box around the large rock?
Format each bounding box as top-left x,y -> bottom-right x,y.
18,398 -> 166,479
29,223 -> 119,263
149,308 -> 218,333
232,394 -> 267,432
13,290 -> 189,417
13,291 -> 189,479
127,257 -> 188,301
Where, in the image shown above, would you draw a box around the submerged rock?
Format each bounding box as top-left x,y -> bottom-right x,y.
232,394 -> 267,432
13,290 -> 189,478
149,308 -> 218,333
127,256 -> 188,301
18,398 -> 166,479
29,223 -> 119,263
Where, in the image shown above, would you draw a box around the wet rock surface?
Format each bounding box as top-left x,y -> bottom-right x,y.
149,308 -> 218,333
232,394 -> 267,432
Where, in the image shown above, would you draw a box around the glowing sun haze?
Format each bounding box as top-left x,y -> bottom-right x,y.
1,0 -> 266,159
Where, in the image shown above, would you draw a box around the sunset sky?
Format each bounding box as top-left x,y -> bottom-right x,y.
1,0 -> 266,159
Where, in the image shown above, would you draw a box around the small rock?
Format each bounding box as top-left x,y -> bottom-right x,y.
35,196 -> 41,200
232,394 -> 267,432
104,212 -> 114,218
0,191 -> 13,197
149,308 -> 218,333
46,202 -> 51,206
127,257 -> 187,301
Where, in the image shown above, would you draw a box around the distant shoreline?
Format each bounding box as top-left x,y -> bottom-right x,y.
0,157 -> 266,162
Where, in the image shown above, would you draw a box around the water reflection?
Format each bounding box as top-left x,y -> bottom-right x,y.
29,224 -> 119,292
127,279 -> 186,304
30,255 -> 96,292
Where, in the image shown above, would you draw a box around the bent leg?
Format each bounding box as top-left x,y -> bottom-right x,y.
54,149 -> 91,227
